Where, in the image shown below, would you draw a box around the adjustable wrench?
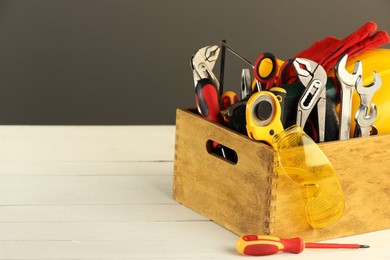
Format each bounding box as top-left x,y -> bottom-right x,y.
334,54 -> 362,140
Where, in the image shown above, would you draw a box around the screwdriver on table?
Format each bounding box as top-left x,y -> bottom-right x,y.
236,234 -> 369,256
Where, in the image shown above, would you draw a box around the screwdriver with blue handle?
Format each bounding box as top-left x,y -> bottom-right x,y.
236,234 -> 369,256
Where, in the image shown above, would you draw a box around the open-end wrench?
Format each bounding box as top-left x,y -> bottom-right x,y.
353,73 -> 381,137
334,54 -> 362,140
354,104 -> 377,137
355,73 -> 382,109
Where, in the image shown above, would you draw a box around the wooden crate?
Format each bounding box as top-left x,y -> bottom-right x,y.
173,108 -> 390,242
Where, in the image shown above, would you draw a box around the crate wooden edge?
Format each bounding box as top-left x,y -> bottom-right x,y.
173,108 -> 276,235
271,133 -> 390,241
173,108 -> 390,241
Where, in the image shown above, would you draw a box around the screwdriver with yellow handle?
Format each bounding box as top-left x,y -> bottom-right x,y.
236,234 -> 369,256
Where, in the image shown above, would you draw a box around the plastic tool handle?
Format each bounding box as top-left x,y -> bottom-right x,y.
269,87 -> 287,127
236,234 -> 370,256
254,52 -> 278,90
221,91 -> 238,110
195,78 -> 222,123
236,235 -> 304,256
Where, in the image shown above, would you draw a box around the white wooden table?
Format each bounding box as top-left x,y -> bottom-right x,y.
0,126 -> 388,259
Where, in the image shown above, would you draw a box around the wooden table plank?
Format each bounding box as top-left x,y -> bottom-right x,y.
0,161 -> 174,176
0,204 -> 207,222
0,221 -> 228,241
0,126 -> 175,162
0,226 -> 387,259
0,175 -> 174,205
0,221 -> 240,259
0,125 -> 388,259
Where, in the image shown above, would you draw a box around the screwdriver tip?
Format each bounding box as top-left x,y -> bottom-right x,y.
359,245 -> 370,248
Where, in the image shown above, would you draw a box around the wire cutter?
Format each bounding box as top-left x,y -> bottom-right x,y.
293,58 -> 327,142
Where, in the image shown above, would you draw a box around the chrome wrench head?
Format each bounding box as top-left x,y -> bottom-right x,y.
353,73 -> 381,138
335,54 -> 363,140
355,72 -> 382,107
335,54 -> 363,86
354,104 -> 377,137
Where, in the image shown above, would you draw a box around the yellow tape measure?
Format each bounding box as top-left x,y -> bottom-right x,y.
246,91 -> 284,145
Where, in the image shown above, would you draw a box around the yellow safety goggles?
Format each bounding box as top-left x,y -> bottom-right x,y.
272,125 -> 345,228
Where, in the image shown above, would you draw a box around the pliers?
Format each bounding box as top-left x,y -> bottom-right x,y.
191,45 -> 220,90
293,58 -> 327,142
191,45 -> 222,123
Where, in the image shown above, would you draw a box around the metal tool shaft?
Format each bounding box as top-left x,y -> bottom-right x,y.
335,54 -> 362,140
220,41 -> 254,68
339,86 -> 354,140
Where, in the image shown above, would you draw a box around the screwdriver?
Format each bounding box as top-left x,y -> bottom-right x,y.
236,234 -> 370,256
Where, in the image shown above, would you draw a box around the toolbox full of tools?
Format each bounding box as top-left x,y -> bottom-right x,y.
172,21 -> 390,241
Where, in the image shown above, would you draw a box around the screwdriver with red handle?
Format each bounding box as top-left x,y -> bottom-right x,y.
236,234 -> 369,256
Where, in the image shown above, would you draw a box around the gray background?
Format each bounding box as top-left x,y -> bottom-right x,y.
0,0 -> 389,125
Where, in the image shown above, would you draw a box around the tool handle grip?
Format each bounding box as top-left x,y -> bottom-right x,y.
195,78 -> 222,123
236,235 -> 304,256
269,87 -> 287,126
221,91 -> 238,110
280,237 -> 305,254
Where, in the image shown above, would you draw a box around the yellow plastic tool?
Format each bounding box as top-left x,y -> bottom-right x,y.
246,91 -> 284,145
329,48 -> 390,135
251,58 -> 285,92
272,125 -> 345,228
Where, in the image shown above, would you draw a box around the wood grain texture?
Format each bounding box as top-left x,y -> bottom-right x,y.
173,109 -> 275,235
0,124 -> 388,259
0,126 -> 175,162
174,109 -> 390,241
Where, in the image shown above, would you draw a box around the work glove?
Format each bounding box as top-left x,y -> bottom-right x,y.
276,21 -> 390,86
